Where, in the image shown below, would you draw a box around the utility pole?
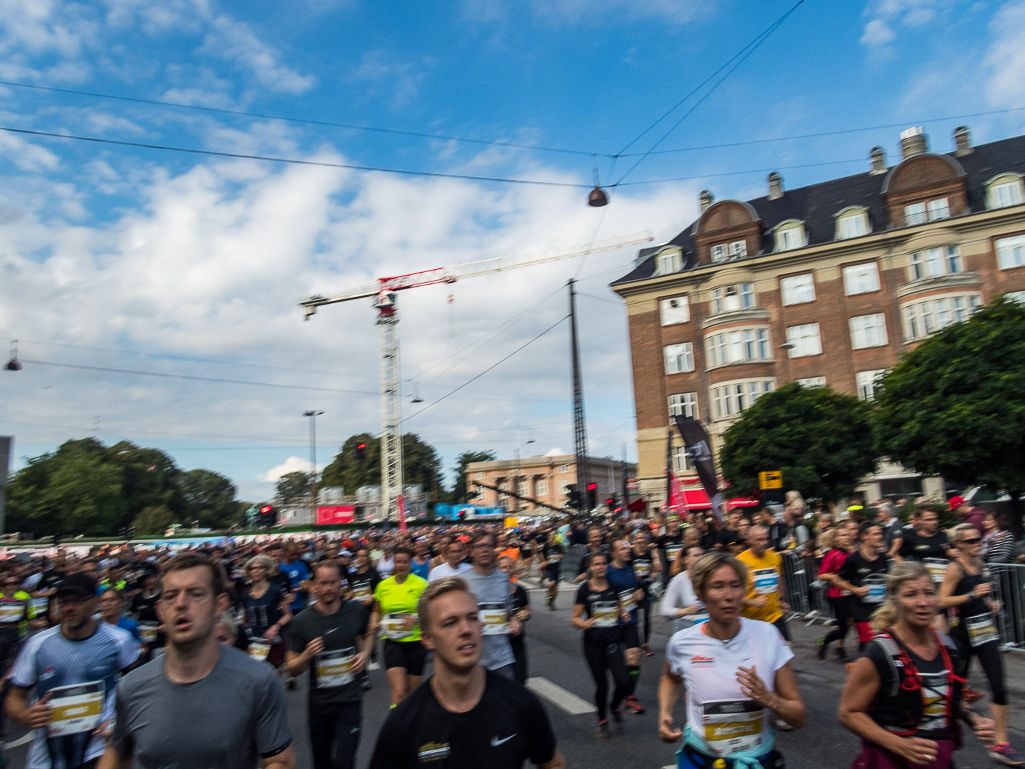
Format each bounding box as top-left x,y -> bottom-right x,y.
303,410 -> 324,524
568,279 -> 590,513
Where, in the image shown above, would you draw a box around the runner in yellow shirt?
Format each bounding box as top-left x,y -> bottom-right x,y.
736,526 -> 791,642
371,547 -> 429,707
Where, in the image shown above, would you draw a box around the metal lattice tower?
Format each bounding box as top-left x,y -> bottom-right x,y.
376,292 -> 404,524
568,279 -> 590,511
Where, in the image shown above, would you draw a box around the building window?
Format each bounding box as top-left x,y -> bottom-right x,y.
836,208 -> 869,240
785,323 -> 822,357
536,479 -> 548,496
711,380 -> 774,420
780,274 -> 815,306
902,295 -> 981,341
856,369 -> 886,401
559,480 -> 570,496
474,471 -> 484,479
710,283 -> 755,315
711,240 -> 746,263
664,342 -> 694,374
517,481 -> 529,497
1007,291 -> 1025,304
850,313 -> 888,349
660,296 -> 690,325
904,198 -> 950,226
668,392 -> 698,418
843,262 -> 880,295
908,247 -> 962,280
705,328 -> 770,367
996,235 -> 1025,269
672,446 -> 690,473
986,174 -> 1025,209
796,376 -> 826,387
774,221 -> 806,252
558,464 -> 570,474
654,246 -> 683,276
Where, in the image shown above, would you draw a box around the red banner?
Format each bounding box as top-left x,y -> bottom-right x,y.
316,505 -> 355,525
396,495 -> 408,532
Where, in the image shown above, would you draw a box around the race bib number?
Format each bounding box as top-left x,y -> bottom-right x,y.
351,583 -> 373,601
0,602 -> 25,623
752,568 -> 779,595
479,602 -> 509,636
591,601 -> 620,628
619,590 -> 637,613
382,613 -> 417,640
548,552 -> 563,562
48,681 -> 104,737
666,545 -> 682,562
138,621 -> 159,643
863,575 -> 887,604
701,699 -> 765,757
634,561 -> 651,578
966,613 -> 999,647
924,558 -> 947,583
248,639 -> 271,662
316,648 -> 356,688
30,598 -> 49,616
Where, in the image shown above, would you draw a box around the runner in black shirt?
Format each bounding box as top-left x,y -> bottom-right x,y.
627,530 -> 660,657
369,576 -> 564,769
539,533 -> 565,611
898,509 -> 952,584
574,527 -> 608,583
572,552 -> 630,738
834,523 -> 889,651
498,556 -> 531,685
656,517 -> 683,582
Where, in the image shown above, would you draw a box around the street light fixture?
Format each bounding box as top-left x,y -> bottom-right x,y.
5,340 -> 22,371
303,410 -> 325,524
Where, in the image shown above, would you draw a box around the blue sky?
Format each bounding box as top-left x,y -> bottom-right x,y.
1,0 -> 1024,502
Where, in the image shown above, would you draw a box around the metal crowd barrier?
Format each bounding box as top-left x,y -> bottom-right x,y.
991,563 -> 1025,650
780,552 -> 836,626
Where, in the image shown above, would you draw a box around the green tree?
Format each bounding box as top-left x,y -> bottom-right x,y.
875,296 -> 1025,532
320,433 -> 444,496
719,383 -> 878,502
451,450 -> 496,502
177,469 -> 240,529
38,453 -> 127,536
276,471 -> 311,502
132,504 -> 177,536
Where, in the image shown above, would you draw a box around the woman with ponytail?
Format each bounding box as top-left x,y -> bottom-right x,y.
839,561 -> 994,768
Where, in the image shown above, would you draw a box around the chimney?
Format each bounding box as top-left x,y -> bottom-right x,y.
954,125 -> 973,156
900,127 -> 929,159
699,189 -> 714,212
768,172 -> 783,200
869,146 -> 887,175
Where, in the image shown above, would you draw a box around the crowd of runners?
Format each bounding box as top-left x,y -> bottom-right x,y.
0,492 -> 1022,769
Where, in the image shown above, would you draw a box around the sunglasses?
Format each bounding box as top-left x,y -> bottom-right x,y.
960,538 -> 982,545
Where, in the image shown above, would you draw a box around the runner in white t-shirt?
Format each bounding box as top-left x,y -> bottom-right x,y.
658,552 -> 806,768
427,540 -> 472,582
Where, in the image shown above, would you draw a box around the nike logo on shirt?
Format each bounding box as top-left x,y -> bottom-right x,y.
491,734 -> 517,747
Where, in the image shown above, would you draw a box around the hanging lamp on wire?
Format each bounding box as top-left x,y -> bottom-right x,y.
411,381 -> 424,403
5,339 -> 22,371
588,155 -> 609,207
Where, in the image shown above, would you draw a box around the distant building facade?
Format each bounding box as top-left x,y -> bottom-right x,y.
466,454 -> 636,513
612,127 -> 1025,507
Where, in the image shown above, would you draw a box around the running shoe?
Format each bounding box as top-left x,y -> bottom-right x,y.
641,644 -> 654,657
988,742 -> 1025,766
962,686 -> 985,705
624,695 -> 645,714
836,647 -> 848,661
610,708 -> 624,732
596,720 -> 611,739
816,638 -> 827,660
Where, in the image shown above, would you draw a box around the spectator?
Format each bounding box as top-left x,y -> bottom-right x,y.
949,495 -> 986,531
875,502 -> 903,559
981,511 -> 1017,564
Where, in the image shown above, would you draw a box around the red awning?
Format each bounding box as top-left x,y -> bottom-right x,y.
680,489 -> 760,509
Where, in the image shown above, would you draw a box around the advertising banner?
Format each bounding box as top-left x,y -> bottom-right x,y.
316,506 -> 355,525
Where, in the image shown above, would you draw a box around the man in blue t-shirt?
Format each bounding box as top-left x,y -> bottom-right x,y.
606,538 -> 645,714
280,544 -> 311,613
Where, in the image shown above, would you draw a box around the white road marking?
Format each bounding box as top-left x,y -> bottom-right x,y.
526,676 -> 597,715
7,733 -> 34,749
368,661 -> 381,671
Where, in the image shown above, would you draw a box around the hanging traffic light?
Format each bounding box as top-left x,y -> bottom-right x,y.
258,504 -> 276,528
354,442 -> 367,462
587,482 -> 598,510
605,494 -> 616,510
565,484 -> 581,510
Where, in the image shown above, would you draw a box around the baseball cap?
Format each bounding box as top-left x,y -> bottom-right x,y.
948,495 -> 965,511
56,573 -> 98,598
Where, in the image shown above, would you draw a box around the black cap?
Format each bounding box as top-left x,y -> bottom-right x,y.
55,574 -> 97,598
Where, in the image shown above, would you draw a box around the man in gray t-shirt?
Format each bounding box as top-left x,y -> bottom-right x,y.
464,531 -> 517,676
101,553 -> 294,769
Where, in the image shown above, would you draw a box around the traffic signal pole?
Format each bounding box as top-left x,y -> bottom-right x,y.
568,279 -> 590,513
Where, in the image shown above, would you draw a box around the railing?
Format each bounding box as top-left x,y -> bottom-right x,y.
991,564 -> 1025,650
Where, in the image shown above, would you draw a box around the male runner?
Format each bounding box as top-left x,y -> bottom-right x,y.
8,574 -> 138,769
100,553 -> 294,769
428,539 -> 472,582
369,577 -> 565,769
606,538 -> 645,714
287,560 -> 373,769
574,527 -> 608,583
539,531 -> 566,610
736,526 -> 791,642
463,532 -> 519,678
656,516 -> 684,581
627,529 -> 661,657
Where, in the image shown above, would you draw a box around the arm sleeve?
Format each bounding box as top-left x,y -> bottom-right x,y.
661,575 -> 684,619
771,625 -> 795,672
118,630 -> 141,669
837,555 -> 856,583
9,637 -> 37,688
573,583 -> 589,609
287,617 -> 306,654
255,671 -> 294,757
110,686 -> 134,759
523,693 -> 558,767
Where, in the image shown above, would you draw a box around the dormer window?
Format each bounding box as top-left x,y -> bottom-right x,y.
986,174 -> 1024,209
710,283 -> 755,315
654,246 -> 683,275
773,220 -> 806,252
835,207 -> 870,240
904,198 -> 949,226
710,240 -> 747,263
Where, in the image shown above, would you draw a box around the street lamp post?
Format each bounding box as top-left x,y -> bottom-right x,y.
303,410 -> 325,525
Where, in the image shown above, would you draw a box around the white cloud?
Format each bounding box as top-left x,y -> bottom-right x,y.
349,50 -> 435,111
860,18 -> 895,46
201,15 -> 317,94
984,1 -> 1025,107
465,0 -> 703,26
259,456 -> 324,483
860,0 -> 957,48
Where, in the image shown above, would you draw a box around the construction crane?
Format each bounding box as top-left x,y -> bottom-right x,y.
299,231 -> 652,524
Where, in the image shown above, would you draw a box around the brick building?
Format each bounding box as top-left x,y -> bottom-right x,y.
611,126 -> 1025,507
466,454 -> 635,514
